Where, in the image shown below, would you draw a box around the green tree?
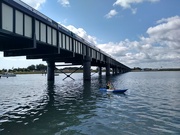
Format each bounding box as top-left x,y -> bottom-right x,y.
36,64 -> 47,71
27,65 -> 36,70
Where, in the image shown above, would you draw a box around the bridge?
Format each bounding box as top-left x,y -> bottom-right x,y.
0,0 -> 131,81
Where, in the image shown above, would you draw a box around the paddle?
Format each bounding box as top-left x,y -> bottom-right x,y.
111,83 -> 115,90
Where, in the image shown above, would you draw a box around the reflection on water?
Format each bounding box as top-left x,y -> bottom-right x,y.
0,72 -> 180,135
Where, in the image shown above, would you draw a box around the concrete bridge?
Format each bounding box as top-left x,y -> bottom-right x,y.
0,0 -> 131,81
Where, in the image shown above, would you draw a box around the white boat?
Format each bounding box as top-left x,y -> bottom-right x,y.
54,73 -> 59,76
1,73 -> 16,77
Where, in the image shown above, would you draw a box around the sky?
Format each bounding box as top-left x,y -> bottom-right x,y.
0,0 -> 180,69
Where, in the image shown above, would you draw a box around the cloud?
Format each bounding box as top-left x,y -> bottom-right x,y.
113,0 -> 159,8
113,0 -> 159,14
131,8 -> 137,14
21,0 -> 46,10
97,41 -> 129,57
146,16 -> 180,49
105,9 -> 118,19
98,16 -> 180,68
62,24 -> 97,45
58,0 -> 70,7
113,0 -> 142,9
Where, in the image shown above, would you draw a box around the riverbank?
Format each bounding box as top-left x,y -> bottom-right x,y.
1,68 -> 180,75
131,68 -> 180,72
0,70 -> 97,75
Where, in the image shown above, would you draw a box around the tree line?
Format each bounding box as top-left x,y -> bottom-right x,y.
0,64 -> 83,73
0,64 -> 47,73
1,64 -> 107,73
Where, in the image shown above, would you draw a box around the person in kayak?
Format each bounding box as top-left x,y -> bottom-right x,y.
106,81 -> 114,90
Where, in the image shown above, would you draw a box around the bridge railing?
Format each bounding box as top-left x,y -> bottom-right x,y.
13,0 -> 52,23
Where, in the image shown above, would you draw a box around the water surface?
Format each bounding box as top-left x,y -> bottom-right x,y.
0,72 -> 179,135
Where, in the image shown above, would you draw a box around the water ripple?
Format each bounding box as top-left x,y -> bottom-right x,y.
0,73 -> 180,135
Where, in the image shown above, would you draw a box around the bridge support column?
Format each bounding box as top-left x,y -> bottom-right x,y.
118,68 -> 121,73
112,68 -> 115,75
115,67 -> 118,74
47,61 -> 55,81
98,66 -> 102,76
83,56 -> 91,81
106,63 -> 110,76
119,68 -> 123,73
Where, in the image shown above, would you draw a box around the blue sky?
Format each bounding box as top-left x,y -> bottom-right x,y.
0,0 -> 180,69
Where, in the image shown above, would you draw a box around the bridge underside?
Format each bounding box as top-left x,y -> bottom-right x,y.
0,30 -> 130,81
0,30 -> 34,51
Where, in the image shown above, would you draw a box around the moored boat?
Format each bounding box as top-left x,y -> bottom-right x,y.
1,73 -> 16,77
54,73 -> 59,76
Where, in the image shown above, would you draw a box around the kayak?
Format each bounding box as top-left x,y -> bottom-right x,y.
100,88 -> 128,93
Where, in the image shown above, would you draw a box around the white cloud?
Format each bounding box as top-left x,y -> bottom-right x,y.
21,0 -> 46,10
131,8 -> 137,14
97,41 -> 129,57
113,0 -> 143,9
146,16 -> 180,49
58,0 -> 70,7
113,0 -> 159,14
61,24 -> 97,45
113,0 -> 159,8
98,16 -> 180,68
105,9 -> 118,19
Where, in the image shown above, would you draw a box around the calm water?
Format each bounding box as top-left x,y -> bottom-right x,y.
0,72 -> 179,135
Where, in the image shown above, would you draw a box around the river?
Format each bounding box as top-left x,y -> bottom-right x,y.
0,71 -> 179,135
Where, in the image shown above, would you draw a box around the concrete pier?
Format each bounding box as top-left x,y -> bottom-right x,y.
115,67 -> 118,74
112,68 -> 115,75
83,56 -> 91,81
98,66 -> 102,76
106,63 -> 110,76
47,61 -> 55,81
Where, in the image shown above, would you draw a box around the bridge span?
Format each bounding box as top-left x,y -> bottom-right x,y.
0,0 -> 131,81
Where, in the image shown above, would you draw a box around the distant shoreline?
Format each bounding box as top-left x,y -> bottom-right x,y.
131,68 -> 180,72
1,68 -> 180,75
1,70 -> 180,75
